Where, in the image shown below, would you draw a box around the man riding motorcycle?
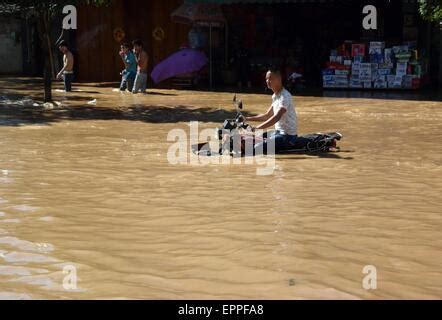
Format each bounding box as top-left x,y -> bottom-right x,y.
192,68 -> 343,157
245,68 -> 301,154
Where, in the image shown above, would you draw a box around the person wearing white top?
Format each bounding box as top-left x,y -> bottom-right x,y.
245,68 -> 298,154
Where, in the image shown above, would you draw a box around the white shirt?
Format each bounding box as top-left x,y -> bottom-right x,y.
272,88 -> 297,136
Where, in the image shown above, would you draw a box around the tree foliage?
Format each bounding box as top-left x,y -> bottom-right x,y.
418,0 -> 442,22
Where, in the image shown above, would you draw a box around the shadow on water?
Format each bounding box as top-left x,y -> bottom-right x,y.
71,90 -> 101,95
0,102 -> 253,127
0,77 -> 248,126
148,91 -> 178,96
273,150 -> 354,161
304,151 -> 354,160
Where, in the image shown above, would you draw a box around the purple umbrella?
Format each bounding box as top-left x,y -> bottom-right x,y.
151,48 -> 208,84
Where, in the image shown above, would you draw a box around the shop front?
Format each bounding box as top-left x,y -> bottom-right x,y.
188,0 -> 436,90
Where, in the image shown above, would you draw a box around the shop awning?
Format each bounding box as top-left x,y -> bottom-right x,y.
172,2 -> 226,27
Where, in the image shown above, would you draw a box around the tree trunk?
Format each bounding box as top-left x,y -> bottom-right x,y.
40,14 -> 52,103
44,55 -> 52,102
425,20 -> 432,85
439,19 -> 442,88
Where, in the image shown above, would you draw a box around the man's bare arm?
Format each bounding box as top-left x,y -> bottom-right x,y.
256,108 -> 286,130
139,51 -> 148,70
57,55 -> 68,79
245,105 -> 274,122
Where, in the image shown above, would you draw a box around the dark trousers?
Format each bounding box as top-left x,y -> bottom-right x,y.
63,73 -> 75,92
120,72 -> 136,92
254,131 -> 299,155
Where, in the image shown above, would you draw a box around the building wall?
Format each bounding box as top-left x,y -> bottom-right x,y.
76,0 -> 190,82
0,16 -> 23,74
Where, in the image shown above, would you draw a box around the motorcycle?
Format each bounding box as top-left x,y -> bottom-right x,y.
192,96 -> 343,157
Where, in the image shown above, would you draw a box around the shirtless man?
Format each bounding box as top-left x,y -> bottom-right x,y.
132,39 -> 149,94
56,41 -> 75,92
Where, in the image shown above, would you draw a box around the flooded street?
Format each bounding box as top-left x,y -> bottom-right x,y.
0,77 -> 441,299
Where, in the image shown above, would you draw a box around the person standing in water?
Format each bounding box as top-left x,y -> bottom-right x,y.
119,43 -> 137,92
132,39 -> 149,94
56,41 -> 75,92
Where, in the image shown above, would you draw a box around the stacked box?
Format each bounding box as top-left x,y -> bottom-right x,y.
396,62 -> 408,76
395,52 -> 412,62
339,41 -> 353,57
387,75 -> 396,83
323,74 -> 335,87
323,41 -> 425,90
384,48 -> 393,64
370,53 -> 384,64
334,75 -> 349,87
352,63 -> 361,74
392,46 -> 402,55
333,75 -> 349,80
359,63 -> 372,81
323,75 -> 334,82
414,64 -> 423,76
374,75 -> 387,88
374,81 -> 387,89
350,80 -> 363,88
411,50 -> 419,61
323,81 -> 335,88
373,74 -> 386,81
371,63 -> 379,81
409,62 -> 423,76
378,68 -> 392,76
363,81 -> 372,88
369,42 -> 385,54
379,62 -> 394,69
352,44 -> 366,57
392,45 -> 411,62
335,69 -> 350,76
350,74 -> 362,88
354,56 -> 364,64
323,75 -> 350,88
391,75 -> 404,88
322,69 -> 335,76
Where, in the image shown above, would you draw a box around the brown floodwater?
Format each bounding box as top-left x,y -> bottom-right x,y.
0,77 -> 441,299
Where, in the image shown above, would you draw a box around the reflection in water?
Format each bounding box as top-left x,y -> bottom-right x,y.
0,78 -> 441,299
